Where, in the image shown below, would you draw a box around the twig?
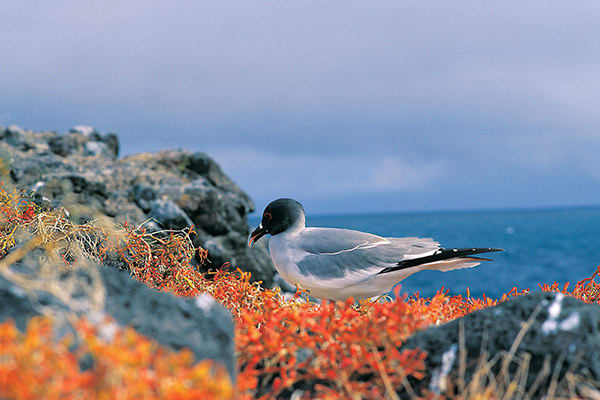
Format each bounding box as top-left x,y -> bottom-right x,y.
369,343 -> 400,400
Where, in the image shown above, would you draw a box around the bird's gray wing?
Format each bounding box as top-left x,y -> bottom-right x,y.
295,228 -> 439,279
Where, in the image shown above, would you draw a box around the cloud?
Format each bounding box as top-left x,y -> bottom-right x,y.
1,1 -> 600,212
499,133 -> 600,180
209,147 -> 445,202
0,112 -> 13,124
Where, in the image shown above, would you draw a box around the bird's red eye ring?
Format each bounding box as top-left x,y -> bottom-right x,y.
264,212 -> 272,220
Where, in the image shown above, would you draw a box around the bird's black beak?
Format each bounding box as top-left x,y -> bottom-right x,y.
248,224 -> 267,247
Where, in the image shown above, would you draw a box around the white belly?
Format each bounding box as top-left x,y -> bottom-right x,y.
268,234 -> 307,286
268,235 -> 418,300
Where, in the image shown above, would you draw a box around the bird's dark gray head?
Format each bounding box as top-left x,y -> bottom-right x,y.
262,198 -> 305,235
248,198 -> 305,246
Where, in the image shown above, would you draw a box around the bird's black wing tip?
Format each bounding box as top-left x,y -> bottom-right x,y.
378,246 -> 503,275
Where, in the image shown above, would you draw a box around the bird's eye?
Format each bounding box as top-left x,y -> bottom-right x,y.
264,212 -> 272,220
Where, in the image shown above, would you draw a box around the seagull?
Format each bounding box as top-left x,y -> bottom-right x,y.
248,198 -> 503,301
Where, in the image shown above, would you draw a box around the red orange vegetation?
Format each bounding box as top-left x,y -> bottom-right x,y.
0,186 -> 599,399
0,317 -> 233,400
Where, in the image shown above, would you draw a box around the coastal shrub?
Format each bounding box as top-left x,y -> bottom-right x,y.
0,185 -> 599,398
0,317 -> 233,400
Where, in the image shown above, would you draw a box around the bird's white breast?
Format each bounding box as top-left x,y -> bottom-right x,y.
268,232 -> 307,285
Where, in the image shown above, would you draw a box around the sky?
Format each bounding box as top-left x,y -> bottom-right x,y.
2,1 -> 600,215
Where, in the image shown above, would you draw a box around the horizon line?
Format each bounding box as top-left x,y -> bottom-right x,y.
248,202 -> 600,219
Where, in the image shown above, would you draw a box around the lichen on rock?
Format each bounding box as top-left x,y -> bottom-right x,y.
0,125 -> 275,286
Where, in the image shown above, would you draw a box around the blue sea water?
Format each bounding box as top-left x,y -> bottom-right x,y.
249,207 -> 600,299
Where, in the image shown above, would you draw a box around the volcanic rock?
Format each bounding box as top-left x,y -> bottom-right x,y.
402,291 -> 600,397
0,262 -> 236,379
0,125 -> 275,286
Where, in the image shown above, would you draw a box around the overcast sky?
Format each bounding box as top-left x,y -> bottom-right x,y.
2,1 -> 600,214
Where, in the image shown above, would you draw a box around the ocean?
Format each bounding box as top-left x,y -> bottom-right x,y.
249,207 -> 600,299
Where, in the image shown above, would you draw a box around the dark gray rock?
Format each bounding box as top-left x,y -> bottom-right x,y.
187,152 -> 251,202
10,157 -> 44,183
149,199 -> 193,230
103,133 -> 119,157
84,141 -> 108,157
0,274 -> 39,331
33,173 -> 109,211
104,194 -> 147,226
402,292 -> 600,397
0,125 -> 277,286
48,133 -> 82,157
178,182 -> 238,236
9,151 -> 67,184
0,263 -> 236,379
132,184 -> 157,212
200,230 -> 273,281
46,125 -> 118,159
1,125 -> 34,151
101,266 -> 235,379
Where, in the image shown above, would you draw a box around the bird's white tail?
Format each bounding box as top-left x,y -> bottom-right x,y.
421,257 -> 483,272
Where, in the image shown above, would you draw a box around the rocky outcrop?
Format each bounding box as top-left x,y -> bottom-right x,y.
0,261 -> 236,379
0,124 -> 274,286
402,292 -> 600,398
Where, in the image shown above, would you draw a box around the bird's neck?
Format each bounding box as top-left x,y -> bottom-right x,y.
279,216 -> 306,239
